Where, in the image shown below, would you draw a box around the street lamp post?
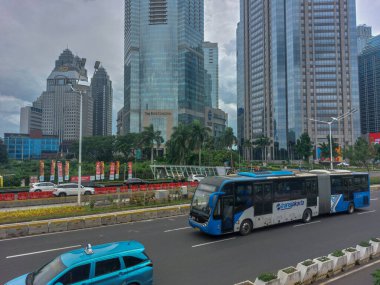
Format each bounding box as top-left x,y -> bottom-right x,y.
70,84 -> 84,205
309,109 -> 357,170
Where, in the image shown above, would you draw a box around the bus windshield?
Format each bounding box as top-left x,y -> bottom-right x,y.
191,183 -> 217,215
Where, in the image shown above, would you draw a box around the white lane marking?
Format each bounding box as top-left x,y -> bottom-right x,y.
6,245 -> 81,259
319,259 -> 380,284
164,226 -> 191,233
293,221 -> 321,227
357,210 -> 376,215
192,237 -> 236,248
0,214 -> 188,242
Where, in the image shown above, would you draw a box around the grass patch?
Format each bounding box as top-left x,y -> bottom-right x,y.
258,273 -> 277,282
0,199 -> 190,224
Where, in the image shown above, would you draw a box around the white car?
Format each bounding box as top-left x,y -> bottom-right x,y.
52,183 -> 95,197
29,182 -> 56,192
188,174 -> 206,182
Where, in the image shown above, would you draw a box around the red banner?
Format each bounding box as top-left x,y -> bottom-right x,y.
96,161 -> 101,180
71,176 -> 91,182
65,161 -> 70,181
110,162 -> 115,180
50,160 -> 56,181
101,161 -> 105,179
57,161 -> 63,183
128,161 -> 133,179
39,160 -> 45,182
115,161 -> 120,180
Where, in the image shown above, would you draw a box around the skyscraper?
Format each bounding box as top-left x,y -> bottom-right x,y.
20,106 -> 42,134
121,0 -> 207,141
203,42 -> 219,109
34,49 -> 93,143
238,0 -> 360,160
357,25 -> 372,55
359,35 -> 380,134
91,66 -> 113,136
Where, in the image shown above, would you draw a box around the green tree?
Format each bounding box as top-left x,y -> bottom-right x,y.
295,133 -> 313,162
254,135 -> 271,163
141,124 -> 163,164
115,133 -> 141,160
168,123 -> 191,164
190,120 -> 210,166
0,138 -> 8,164
373,269 -> 380,285
345,137 -> 375,171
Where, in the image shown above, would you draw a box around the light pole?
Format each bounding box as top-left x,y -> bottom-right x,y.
69,84 -> 84,205
309,109 -> 357,170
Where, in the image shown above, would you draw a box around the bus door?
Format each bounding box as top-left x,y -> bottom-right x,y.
221,196 -> 234,233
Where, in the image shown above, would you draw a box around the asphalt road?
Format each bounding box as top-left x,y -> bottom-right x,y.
0,191 -> 379,285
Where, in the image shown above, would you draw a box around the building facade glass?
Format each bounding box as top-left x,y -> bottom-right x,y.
122,0 -> 207,141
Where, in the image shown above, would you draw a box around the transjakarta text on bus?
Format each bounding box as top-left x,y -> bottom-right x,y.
188,170 -> 370,236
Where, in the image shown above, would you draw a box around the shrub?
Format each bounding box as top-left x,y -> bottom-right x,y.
331,250 -> 344,257
302,260 -> 315,266
258,273 -> 277,282
359,241 -> 371,247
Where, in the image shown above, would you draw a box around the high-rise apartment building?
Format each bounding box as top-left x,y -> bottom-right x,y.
120,0 -> 207,141
91,66 -> 113,136
238,0 -> 360,160
359,35 -> 380,134
203,42 -> 219,109
33,49 -> 93,143
20,106 -> 42,134
357,25 -> 372,55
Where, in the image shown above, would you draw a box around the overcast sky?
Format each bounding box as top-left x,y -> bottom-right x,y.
0,0 -> 379,138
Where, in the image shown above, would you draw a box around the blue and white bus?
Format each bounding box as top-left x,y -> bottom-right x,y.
189,170 -> 370,236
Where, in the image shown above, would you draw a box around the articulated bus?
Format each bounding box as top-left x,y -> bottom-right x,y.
189,170 -> 370,236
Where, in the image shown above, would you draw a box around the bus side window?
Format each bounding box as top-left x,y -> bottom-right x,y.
234,182 -> 253,213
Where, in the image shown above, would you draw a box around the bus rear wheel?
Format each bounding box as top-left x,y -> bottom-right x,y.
347,203 -> 355,214
302,209 -> 312,223
239,219 -> 252,236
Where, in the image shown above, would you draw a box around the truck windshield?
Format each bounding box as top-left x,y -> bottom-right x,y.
191,183 -> 217,215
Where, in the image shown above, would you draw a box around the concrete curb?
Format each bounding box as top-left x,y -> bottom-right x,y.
0,204 -> 190,239
235,237 -> 380,285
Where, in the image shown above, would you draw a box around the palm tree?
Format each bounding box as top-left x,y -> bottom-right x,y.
190,120 -> 210,166
141,124 -> 163,164
222,127 -> 237,167
254,135 -> 271,163
170,123 -> 191,165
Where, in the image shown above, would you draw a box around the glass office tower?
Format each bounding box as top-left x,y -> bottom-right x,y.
122,0 -> 206,141
238,0 -> 360,160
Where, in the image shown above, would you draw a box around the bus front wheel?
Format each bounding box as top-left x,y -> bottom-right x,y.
347,203 -> 355,214
239,219 -> 253,236
302,209 -> 312,223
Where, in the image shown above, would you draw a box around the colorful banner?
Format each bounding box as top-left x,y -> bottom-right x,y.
64,161 -> 70,181
50,160 -> 56,182
39,160 -> 45,182
115,161 -> 120,180
101,161 -> 105,180
128,161 -> 133,179
110,162 -> 115,180
57,161 -> 63,183
96,161 -> 101,180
